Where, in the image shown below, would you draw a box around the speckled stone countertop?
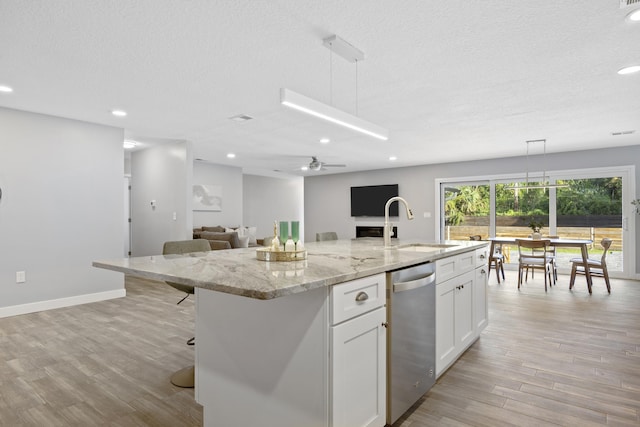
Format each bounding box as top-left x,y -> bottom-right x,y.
93,238 -> 488,300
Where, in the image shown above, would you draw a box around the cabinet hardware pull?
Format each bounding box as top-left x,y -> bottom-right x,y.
479,254 -> 486,259
355,291 -> 369,302
381,322 -> 389,328
481,269 -> 486,274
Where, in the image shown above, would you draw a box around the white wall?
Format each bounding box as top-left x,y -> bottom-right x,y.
304,145 -> 640,273
193,161 -> 243,228
303,170 -> 425,242
130,141 -> 193,256
0,107 -> 125,315
243,174 -> 304,242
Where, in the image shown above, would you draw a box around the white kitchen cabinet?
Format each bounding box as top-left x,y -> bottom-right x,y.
435,245 -> 489,377
436,250 -> 475,283
330,274 -> 386,427
435,270 -> 474,375
331,306 -> 386,427
195,273 -> 386,427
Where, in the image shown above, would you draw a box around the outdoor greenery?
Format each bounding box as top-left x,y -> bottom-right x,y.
444,178 -> 622,226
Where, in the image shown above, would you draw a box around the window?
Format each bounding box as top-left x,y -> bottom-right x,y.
442,183 -> 489,240
437,167 -> 633,277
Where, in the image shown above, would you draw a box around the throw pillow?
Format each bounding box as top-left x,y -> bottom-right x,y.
238,236 -> 250,248
244,226 -> 257,245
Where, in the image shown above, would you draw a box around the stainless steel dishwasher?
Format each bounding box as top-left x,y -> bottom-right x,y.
386,262 -> 436,425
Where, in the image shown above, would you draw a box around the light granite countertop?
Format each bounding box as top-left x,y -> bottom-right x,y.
93,238 -> 488,300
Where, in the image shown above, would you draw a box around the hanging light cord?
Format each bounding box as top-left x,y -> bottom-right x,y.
329,45 -> 333,106
542,139 -> 548,183
526,140 -> 530,185
355,59 -> 359,116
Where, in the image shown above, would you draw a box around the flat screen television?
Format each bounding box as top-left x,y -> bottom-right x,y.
351,184 -> 399,217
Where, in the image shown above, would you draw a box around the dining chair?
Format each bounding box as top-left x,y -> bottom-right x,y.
569,238 -> 612,293
162,238 -> 211,388
545,235 -> 559,282
488,240 -> 505,283
516,239 -> 554,291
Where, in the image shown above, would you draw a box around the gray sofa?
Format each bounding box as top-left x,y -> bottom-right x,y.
193,226 -> 258,250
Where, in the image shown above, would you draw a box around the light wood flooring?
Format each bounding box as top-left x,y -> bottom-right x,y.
394,269 -> 640,427
0,276 -> 202,426
1,271 -> 639,426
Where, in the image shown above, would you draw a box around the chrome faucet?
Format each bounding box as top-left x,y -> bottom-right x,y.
384,196 -> 414,247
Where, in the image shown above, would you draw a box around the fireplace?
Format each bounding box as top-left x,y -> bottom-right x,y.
356,225 -> 398,239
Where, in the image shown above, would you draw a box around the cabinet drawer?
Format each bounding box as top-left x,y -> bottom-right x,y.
436,251 -> 475,283
475,246 -> 489,266
331,273 -> 385,325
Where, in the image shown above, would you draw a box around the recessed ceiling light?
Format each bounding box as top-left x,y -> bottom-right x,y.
319,138 -> 330,144
226,153 -> 236,159
611,130 -> 635,136
111,109 -> 127,117
229,114 -> 253,122
617,65 -> 640,75
389,156 -> 397,161
0,85 -> 13,93
626,9 -> 640,21
123,139 -> 138,149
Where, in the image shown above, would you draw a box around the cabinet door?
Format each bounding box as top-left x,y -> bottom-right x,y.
435,279 -> 456,375
436,270 -> 475,377
331,307 -> 386,427
455,271 -> 475,350
474,266 -> 488,332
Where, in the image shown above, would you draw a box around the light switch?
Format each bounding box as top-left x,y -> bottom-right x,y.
16,271 -> 26,283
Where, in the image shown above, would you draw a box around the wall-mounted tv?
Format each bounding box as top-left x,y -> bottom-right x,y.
350,184 -> 399,217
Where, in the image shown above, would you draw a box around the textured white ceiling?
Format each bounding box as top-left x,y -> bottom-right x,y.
1,1 -> 639,176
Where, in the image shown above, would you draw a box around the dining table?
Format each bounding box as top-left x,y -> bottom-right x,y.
487,237 -> 595,293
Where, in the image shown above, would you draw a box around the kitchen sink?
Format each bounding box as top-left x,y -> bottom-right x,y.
396,243 -> 459,252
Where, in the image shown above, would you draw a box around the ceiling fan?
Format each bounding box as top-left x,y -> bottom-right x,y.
306,156 -> 346,171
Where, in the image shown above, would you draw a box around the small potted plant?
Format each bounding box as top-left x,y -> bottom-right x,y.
528,219 -> 544,240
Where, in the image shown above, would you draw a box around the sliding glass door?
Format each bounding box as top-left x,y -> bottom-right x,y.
442,183 -> 490,240
554,177 -> 623,273
438,167 -> 632,276
495,181 -> 549,238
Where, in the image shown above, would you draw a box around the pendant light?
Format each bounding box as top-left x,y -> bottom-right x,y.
505,139 -> 569,190
280,35 -> 389,141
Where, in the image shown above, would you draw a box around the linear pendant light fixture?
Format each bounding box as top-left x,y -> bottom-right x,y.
505,139 -> 569,190
280,88 -> 389,140
280,34 -> 389,141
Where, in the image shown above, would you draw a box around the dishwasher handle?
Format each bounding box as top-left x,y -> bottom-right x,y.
393,272 -> 435,292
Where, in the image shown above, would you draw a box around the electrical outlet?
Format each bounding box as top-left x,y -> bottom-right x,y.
16,271 -> 26,283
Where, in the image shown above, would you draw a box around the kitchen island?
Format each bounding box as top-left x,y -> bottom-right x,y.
94,238 -> 488,427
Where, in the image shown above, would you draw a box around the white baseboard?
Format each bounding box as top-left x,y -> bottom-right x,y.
0,288 -> 126,318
